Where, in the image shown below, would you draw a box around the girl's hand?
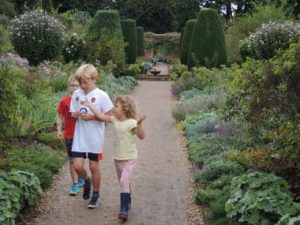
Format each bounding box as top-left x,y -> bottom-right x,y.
137,115 -> 146,125
72,112 -> 81,118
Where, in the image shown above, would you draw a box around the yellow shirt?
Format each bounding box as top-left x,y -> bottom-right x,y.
111,116 -> 138,160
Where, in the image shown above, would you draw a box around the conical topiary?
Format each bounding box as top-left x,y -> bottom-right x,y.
187,8 -> 227,68
89,10 -> 123,43
180,19 -> 196,65
121,19 -> 137,64
136,26 -> 144,57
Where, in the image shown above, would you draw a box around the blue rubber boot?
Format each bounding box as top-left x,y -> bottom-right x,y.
118,193 -> 130,221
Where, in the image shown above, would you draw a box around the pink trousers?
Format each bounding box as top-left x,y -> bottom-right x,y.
114,159 -> 137,193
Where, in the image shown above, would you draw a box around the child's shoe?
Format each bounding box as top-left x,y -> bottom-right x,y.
83,177 -> 91,200
88,192 -> 100,209
118,193 -> 130,221
69,183 -> 79,196
78,176 -> 85,188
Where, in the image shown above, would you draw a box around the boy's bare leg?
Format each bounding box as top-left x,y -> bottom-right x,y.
69,160 -> 78,183
90,161 -> 100,192
73,158 -> 88,180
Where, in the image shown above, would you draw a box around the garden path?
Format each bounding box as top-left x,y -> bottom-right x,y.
22,80 -> 204,225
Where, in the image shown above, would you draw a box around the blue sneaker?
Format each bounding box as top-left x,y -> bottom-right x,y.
69,183 -> 79,196
78,177 -> 85,188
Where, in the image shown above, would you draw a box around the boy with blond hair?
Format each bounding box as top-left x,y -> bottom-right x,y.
70,64 -> 114,208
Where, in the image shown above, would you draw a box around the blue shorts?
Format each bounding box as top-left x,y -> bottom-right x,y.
72,152 -> 104,162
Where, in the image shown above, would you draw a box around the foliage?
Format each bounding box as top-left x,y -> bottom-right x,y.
240,21 -> 300,60
225,1 -> 293,63
0,0 -> 16,17
62,32 -> 87,63
180,19 -> 196,65
172,93 -> 219,121
87,10 -> 125,70
121,19 -> 137,64
37,132 -> 65,151
0,25 -> 12,53
0,170 -> 42,225
88,10 -> 123,43
136,26 -> 144,57
225,171 -> 300,225
197,159 -> 244,183
225,43 -> 299,134
5,144 -> 63,188
9,10 -> 65,65
188,8 -> 227,68
0,58 -> 26,147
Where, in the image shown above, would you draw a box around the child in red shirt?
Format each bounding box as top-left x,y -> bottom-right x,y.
56,75 -> 84,195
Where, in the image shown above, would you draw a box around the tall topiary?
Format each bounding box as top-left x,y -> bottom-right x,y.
87,10 -> 125,70
187,9 -> 227,68
121,19 -> 137,64
180,19 -> 196,65
88,10 -> 123,44
9,10 -> 65,65
136,26 -> 144,57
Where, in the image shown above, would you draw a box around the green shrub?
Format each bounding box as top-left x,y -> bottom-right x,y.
121,19 -> 137,64
0,178 -> 21,224
136,26 -> 144,57
38,132 -> 65,151
63,32 -> 87,63
188,8 -> 227,68
225,171 -> 300,225
0,25 -> 12,53
180,19 -> 196,65
197,160 -> 244,183
195,188 -> 219,205
9,10 -> 65,65
0,170 -> 42,207
241,21 -> 300,60
6,144 -> 63,188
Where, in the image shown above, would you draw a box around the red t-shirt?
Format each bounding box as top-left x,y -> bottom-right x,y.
57,95 -> 76,139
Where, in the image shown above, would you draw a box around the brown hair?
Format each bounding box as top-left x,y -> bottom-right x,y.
114,95 -> 137,119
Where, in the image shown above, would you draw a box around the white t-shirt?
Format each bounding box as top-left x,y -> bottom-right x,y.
70,88 -> 113,153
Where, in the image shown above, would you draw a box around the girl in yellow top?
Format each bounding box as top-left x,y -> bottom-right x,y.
81,95 -> 145,221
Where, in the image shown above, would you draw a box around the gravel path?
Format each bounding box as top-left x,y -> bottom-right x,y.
22,81 -> 204,225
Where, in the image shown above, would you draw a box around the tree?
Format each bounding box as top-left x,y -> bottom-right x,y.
180,19 -> 197,65
136,26 -> 145,56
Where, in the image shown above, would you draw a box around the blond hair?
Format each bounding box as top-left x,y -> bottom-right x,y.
114,95 -> 137,119
68,74 -> 77,84
75,64 -> 98,83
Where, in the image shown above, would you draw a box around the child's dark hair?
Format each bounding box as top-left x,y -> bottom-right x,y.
114,95 -> 137,119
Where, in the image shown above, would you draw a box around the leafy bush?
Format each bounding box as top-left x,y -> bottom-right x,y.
225,171 -> 300,225
63,32 -> 87,63
0,25 -> 12,53
197,160 -> 244,183
0,178 -> 21,225
240,21 -> 300,60
225,2 -> 293,63
38,132 -> 65,151
0,170 -> 42,225
6,144 -> 63,188
9,10 -> 65,65
0,0 -> 16,17
187,8 -> 227,68
195,188 -> 219,205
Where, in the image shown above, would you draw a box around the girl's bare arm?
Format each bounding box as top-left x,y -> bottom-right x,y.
80,99 -> 112,123
133,115 -> 146,139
